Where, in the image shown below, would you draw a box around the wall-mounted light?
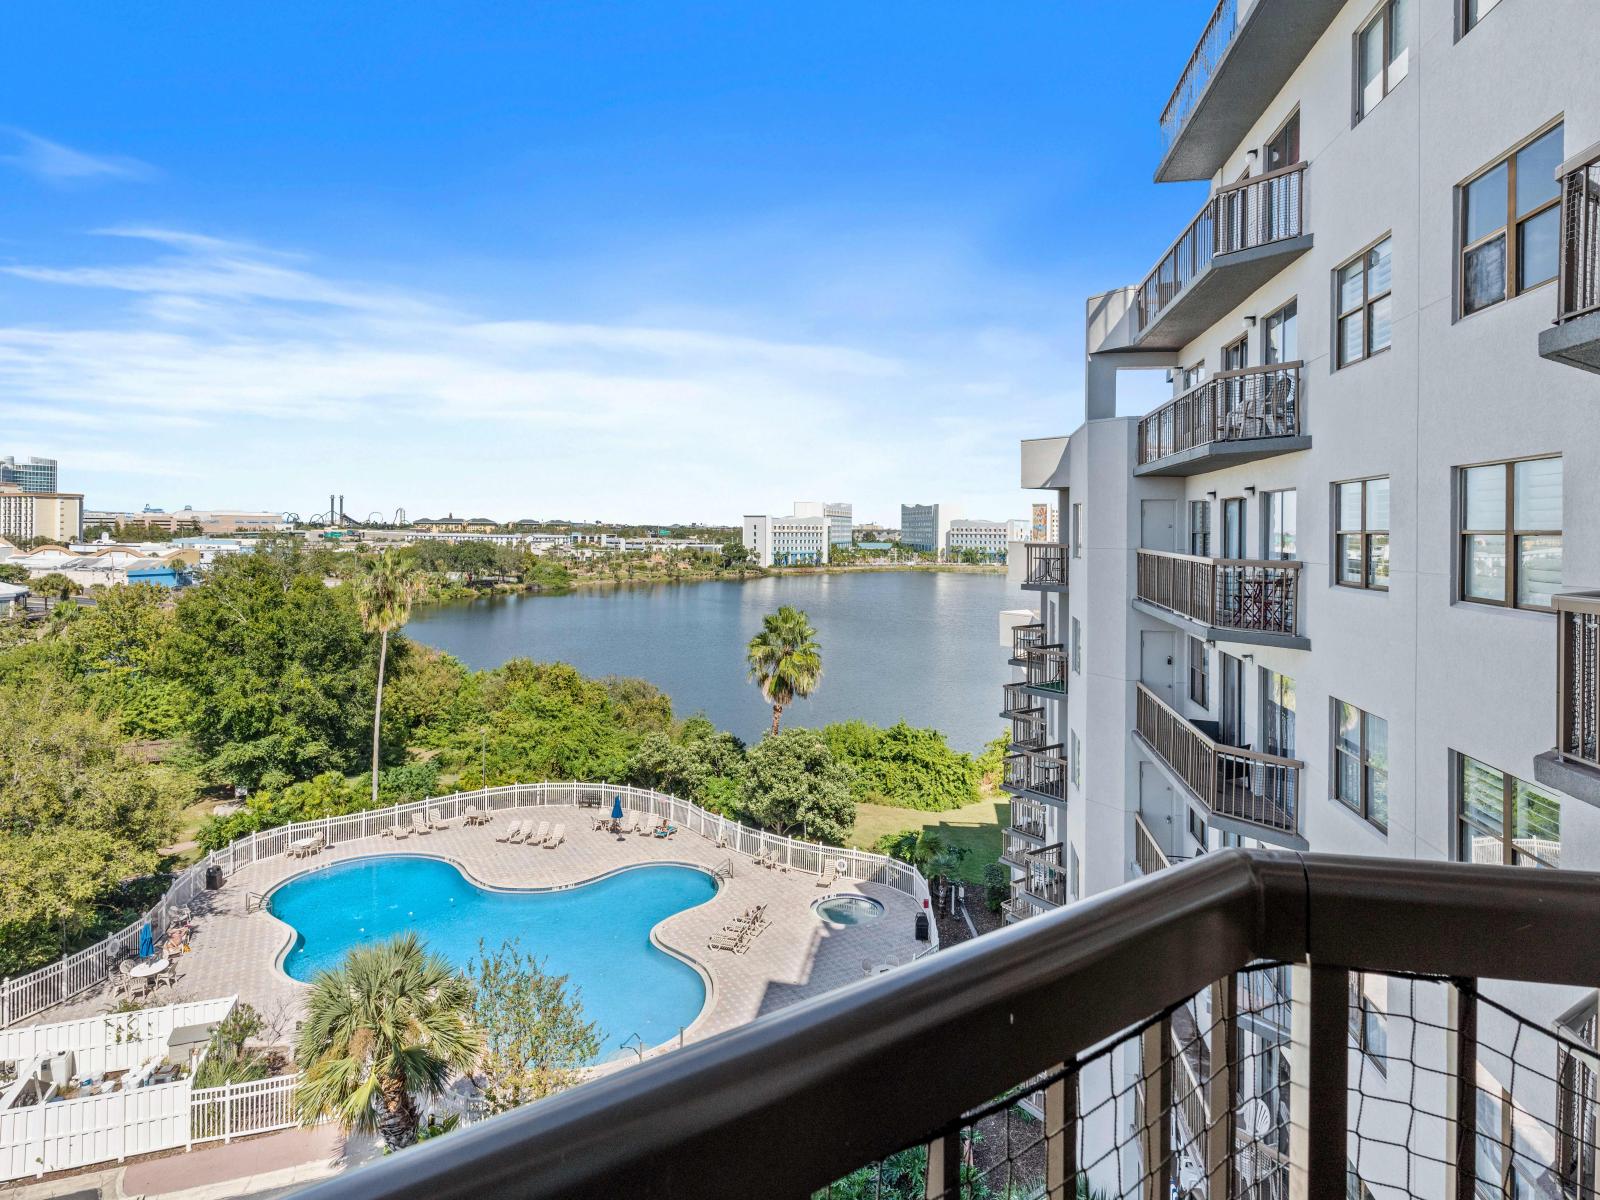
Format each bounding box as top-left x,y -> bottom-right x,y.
1247,149 -> 1259,159
1244,485 -> 1257,496
1206,490 -> 1218,500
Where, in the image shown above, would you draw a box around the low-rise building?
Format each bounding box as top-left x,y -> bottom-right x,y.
85,509 -> 285,535
947,518 -> 1029,560
0,581 -> 28,616
742,514 -> 831,567
0,485 -> 84,544
1030,502 -> 1059,543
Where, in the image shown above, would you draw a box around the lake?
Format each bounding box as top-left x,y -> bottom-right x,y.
404,571 -> 1024,752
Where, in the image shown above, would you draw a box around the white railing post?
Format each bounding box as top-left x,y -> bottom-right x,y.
223,1079 -> 233,1144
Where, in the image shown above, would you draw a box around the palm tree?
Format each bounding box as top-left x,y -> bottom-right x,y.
746,606 -> 823,735
356,552 -> 418,806
293,934 -> 481,1150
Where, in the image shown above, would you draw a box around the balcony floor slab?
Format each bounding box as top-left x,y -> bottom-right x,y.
1534,750 -> 1600,810
1132,597 -> 1310,651
1135,435 -> 1312,477
1538,313 -> 1600,374
1132,235 -> 1313,353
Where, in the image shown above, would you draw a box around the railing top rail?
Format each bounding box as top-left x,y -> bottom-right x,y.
1137,548 -> 1304,571
289,849 -> 1600,1200
1557,139 -> 1600,180
1136,682 -> 1306,769
1139,360 -> 1305,426
1554,590 -> 1600,616
1157,0 -> 1235,131
1213,159 -> 1307,195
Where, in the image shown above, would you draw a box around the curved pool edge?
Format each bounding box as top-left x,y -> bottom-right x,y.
259,852 -> 723,1051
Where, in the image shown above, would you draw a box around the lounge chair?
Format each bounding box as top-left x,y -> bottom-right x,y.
652,820 -> 677,839
495,819 -> 523,843
525,821 -> 550,846
543,823 -> 565,848
427,811 -> 450,831
817,862 -> 836,888
410,813 -> 432,836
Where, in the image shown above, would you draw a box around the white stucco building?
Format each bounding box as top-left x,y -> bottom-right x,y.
792,500 -> 853,549
899,503 -> 955,556
0,485 -> 84,545
946,518 -> 1028,560
999,1 -> 1600,1195
742,513 -> 831,567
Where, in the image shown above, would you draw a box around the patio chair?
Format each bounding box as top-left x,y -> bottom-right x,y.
543,823 -> 565,849
111,958 -> 136,1001
393,820 -> 414,840
410,813 -> 432,836
817,862 -> 837,888
463,805 -> 483,825
495,819 -> 524,843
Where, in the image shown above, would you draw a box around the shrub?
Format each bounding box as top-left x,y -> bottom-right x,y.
982,862 -> 1011,913
821,721 -> 980,812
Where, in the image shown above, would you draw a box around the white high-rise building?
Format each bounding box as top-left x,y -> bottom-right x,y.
792,500 -> 853,549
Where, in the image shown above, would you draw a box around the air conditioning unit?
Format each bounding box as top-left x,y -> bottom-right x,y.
38,1050 -> 74,1085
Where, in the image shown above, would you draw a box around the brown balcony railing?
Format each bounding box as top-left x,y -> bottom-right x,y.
999,891 -> 1047,924
1556,592 -> 1600,771
1023,843 -> 1068,907
1024,645 -> 1068,693
1009,797 -> 1050,841
1001,831 -> 1038,868
1000,682 -> 1043,720
1022,542 -> 1068,589
1010,714 -> 1048,752
1011,620 -> 1047,658
1135,683 -> 1302,838
1137,363 -> 1302,466
1003,746 -> 1068,803
1136,549 -> 1303,637
1134,164 -> 1307,337
1557,150 -> 1600,324
1134,812 -> 1171,876
1159,0 -> 1238,150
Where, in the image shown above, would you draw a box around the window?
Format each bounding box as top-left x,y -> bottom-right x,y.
1459,455 -> 1562,609
1070,730 -> 1082,791
1264,111 -> 1299,173
1356,0 -> 1409,120
1188,807 -> 1207,850
1263,489 -> 1297,560
1179,362 -> 1206,392
1460,124 -> 1563,316
1264,299 -> 1298,364
1071,504 -> 1083,558
1188,637 -> 1210,708
1222,335 -> 1248,372
1349,972 -> 1389,1068
1335,478 -> 1390,590
1456,755 -> 1561,866
1221,498 -> 1245,559
1071,617 -> 1082,675
1336,237 -> 1393,366
1333,700 -> 1388,831
1068,844 -> 1081,902
1262,669 -> 1295,757
1462,0 -> 1503,35
1189,500 -> 1211,557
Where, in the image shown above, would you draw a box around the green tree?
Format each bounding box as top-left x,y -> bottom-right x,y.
467,939 -> 600,1114
746,606 -> 822,735
31,573 -> 80,600
294,933 -> 481,1151
625,719 -> 747,814
355,552 -> 420,806
822,721 -> 980,811
740,728 -> 855,842
719,537 -> 753,569
0,563 -> 28,585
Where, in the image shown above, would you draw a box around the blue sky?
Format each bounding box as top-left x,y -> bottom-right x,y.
1,2 -> 1205,525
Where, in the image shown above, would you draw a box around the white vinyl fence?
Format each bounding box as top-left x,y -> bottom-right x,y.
2,782 -> 936,1028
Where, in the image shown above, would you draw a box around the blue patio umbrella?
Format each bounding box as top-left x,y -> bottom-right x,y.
138,922 -> 154,959
611,796 -> 624,823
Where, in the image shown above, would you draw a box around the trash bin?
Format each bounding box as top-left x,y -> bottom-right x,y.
205,865 -> 224,890
914,912 -> 930,942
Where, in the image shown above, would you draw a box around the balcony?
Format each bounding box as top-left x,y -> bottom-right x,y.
1539,145 -> 1600,373
999,682 -> 1043,722
317,851 -> 1600,1200
1135,363 -> 1308,475
1008,796 -> 1050,843
1008,620 -> 1046,663
1134,683 -> 1305,847
1021,542 -> 1068,591
1132,164 -> 1311,350
1021,843 -> 1068,909
1535,591 -> 1600,806
1134,549 -> 1308,649
1157,0 -> 1346,183
1021,645 -> 1067,699
1002,745 -> 1068,805
999,891 -> 1049,924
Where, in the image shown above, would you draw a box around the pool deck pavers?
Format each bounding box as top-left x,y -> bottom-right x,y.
34,806 -> 930,1052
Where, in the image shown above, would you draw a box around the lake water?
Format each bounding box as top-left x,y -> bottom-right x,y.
405,571 -> 1023,752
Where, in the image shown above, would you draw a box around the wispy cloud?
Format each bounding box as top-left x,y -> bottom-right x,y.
0,130 -> 156,185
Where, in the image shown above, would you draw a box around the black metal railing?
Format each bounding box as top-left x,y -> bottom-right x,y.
1003,746 -> 1068,803
292,851 -> 1600,1200
1024,645 -> 1067,694
1009,797 -> 1050,841
1134,164 -> 1307,337
1022,543 -> 1068,589
1000,682 -> 1043,721
1557,150 -> 1600,324
1557,592 -> 1600,771
1011,621 -> 1047,659
1137,363 -> 1302,466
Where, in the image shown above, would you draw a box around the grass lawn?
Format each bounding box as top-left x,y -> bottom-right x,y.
847,792 -> 1008,884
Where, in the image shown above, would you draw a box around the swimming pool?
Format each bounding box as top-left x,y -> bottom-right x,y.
267,856 -> 716,1056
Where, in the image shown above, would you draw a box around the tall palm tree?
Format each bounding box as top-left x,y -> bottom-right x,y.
293,934 -> 481,1151
356,552 -> 418,805
746,605 -> 823,735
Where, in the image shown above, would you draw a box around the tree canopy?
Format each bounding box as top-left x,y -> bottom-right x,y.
739,728 -> 856,843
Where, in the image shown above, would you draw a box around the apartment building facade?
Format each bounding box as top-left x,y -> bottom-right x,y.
0,485 -> 84,544
1000,1 -> 1600,1193
947,517 -> 1029,560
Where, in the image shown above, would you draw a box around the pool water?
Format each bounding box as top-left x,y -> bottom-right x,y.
813,895 -> 884,926
268,856 -> 715,1056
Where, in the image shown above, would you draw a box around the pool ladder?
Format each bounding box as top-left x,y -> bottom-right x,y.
711,859 -> 734,881
244,891 -> 267,913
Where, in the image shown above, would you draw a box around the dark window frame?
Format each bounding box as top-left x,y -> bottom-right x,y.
1453,752 -> 1561,867
1332,698 -> 1388,832
1263,297 -> 1298,365
1456,453 -> 1561,611
1354,0 -> 1410,123
1334,477 -> 1390,591
1348,971 -> 1390,1074
1458,0 -> 1504,40
1334,234 -> 1394,368
1188,636 -> 1210,709
1457,121 -> 1564,318
1189,499 -> 1212,557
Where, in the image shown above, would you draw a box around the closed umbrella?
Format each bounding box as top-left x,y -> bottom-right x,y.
611,795 -> 625,837
138,922 -> 153,960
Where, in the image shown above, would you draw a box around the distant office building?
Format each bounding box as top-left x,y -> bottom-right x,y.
0,484 -> 84,544
947,518 -> 1029,560
899,503 -> 956,555
793,501 -> 853,549
1030,502 -> 1060,543
0,456 -> 58,493
743,514 -> 830,567
853,523 -> 900,544
86,508 -> 286,535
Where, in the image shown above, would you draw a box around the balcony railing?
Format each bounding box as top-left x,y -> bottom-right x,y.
1557,149 -> 1600,324
1010,620 -> 1047,659
1135,682 -> 1303,840
1024,644 -> 1068,694
1023,843 -> 1068,908
1159,0 -> 1238,150
1003,745 -> 1068,803
1001,830 -> 1040,869
1022,543 -> 1068,589
1000,682 -> 1043,721
999,891 -> 1048,924
1134,164 -> 1307,338
1133,812 -> 1171,876
1137,362 -> 1302,467
1010,716 -> 1048,753
300,851 -> 1600,1200
1009,796 -> 1050,841
1556,592 -> 1600,771
1136,549 -> 1303,638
